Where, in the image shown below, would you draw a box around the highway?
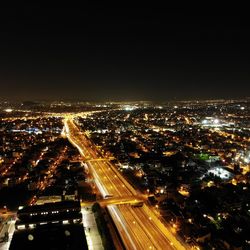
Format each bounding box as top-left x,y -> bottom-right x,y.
64,118 -> 137,199
64,117 -> 189,250
108,204 -> 182,250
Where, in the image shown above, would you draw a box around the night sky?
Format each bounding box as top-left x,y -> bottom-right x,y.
0,4 -> 249,101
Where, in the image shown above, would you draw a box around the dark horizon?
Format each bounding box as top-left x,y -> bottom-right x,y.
1,97 -> 250,105
1,4 -> 250,101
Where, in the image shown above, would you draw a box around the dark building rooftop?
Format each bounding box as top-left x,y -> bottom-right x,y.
10,200 -> 88,250
10,223 -> 88,250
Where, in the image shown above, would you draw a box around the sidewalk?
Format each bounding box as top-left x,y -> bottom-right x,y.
81,206 -> 104,250
0,219 -> 15,250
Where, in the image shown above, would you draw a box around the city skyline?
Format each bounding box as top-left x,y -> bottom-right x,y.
1,100 -> 250,250
1,5 -> 250,101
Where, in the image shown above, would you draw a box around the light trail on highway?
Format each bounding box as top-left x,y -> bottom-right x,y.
64,117 -> 189,250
